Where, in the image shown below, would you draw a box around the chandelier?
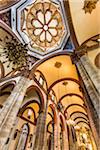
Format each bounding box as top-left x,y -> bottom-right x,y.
0,36 -> 29,70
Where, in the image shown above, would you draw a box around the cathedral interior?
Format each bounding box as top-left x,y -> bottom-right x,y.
0,0 -> 100,150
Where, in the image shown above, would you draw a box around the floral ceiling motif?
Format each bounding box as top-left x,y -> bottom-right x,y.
83,0 -> 99,14
12,0 -> 69,58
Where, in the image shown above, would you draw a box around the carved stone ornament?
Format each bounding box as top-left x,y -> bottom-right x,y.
83,0 -> 99,14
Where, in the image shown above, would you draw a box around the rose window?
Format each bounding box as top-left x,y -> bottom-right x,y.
26,2 -> 64,52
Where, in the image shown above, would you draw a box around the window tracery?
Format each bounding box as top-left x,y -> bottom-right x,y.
12,0 -> 69,57
26,2 -> 64,51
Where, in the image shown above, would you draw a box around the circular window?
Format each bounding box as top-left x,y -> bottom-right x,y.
94,53 -> 100,69
26,2 -> 64,51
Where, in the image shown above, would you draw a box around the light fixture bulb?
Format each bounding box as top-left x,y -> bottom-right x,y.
28,109 -> 32,117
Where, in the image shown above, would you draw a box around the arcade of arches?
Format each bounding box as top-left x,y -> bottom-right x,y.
0,0 -> 100,150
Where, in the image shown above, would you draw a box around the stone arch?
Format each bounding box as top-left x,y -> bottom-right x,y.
24,85 -> 45,110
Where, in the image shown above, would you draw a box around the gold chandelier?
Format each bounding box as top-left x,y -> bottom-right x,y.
0,36 -> 29,70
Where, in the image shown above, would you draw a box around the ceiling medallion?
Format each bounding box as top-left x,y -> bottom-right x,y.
54,62 -> 62,68
62,81 -> 68,86
83,0 -> 99,14
12,0 -> 69,57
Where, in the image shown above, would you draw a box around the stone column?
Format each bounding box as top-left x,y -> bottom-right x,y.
80,54 -> 100,93
67,124 -> 77,150
54,110 -> 60,150
75,128 -> 81,148
54,122 -> 60,150
33,95 -> 49,150
76,60 -> 99,146
30,126 -> 36,149
51,133 -> 54,150
32,95 -> 50,150
76,60 -> 99,117
32,110 -> 47,150
33,102 -> 48,150
62,130 -> 68,150
62,120 -> 69,150
0,76 -> 30,149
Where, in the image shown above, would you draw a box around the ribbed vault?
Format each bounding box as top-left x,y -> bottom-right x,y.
33,53 -> 89,130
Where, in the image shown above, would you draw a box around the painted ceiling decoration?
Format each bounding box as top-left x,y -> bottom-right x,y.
83,0 -> 99,14
0,0 -> 21,12
11,0 -> 69,58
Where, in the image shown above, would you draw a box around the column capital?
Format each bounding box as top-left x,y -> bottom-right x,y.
21,69 -> 30,78
71,53 -> 79,64
75,45 -> 87,56
71,45 -> 87,64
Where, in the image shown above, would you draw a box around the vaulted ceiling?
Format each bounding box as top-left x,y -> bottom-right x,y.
65,0 -> 100,46
0,0 -> 99,132
33,54 -> 89,129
